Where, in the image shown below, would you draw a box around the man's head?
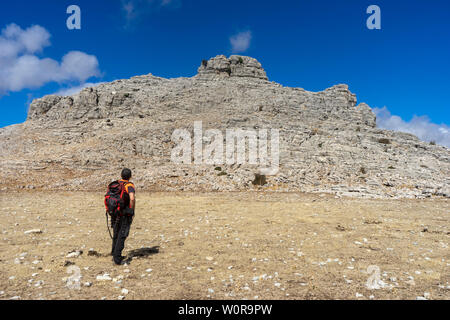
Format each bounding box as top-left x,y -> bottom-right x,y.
121,168 -> 132,180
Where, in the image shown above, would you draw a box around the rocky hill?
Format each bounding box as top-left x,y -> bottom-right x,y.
0,55 -> 449,198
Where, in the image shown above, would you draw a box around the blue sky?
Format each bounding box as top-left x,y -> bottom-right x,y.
0,0 -> 449,145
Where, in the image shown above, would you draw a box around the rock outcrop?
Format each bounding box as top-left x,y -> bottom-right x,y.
196,55 -> 268,81
1,55 -> 449,198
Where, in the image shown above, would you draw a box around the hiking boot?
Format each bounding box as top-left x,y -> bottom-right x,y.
113,256 -> 126,265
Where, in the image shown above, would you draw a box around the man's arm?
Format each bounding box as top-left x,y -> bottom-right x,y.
126,183 -> 136,210
129,192 -> 135,210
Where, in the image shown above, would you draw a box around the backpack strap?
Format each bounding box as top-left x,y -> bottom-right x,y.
119,180 -> 133,193
118,181 -> 126,197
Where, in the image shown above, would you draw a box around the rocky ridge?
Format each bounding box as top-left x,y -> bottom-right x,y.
0,55 -> 449,198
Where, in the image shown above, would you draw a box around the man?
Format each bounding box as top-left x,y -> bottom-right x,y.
111,168 -> 136,265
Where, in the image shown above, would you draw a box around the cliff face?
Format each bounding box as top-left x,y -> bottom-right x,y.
1,55 -> 449,198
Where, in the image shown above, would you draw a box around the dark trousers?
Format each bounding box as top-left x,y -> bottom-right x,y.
111,214 -> 133,261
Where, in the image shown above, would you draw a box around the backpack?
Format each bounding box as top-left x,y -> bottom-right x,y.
104,180 -> 130,217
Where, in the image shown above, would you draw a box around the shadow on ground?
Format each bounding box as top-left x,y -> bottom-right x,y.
127,246 -> 160,261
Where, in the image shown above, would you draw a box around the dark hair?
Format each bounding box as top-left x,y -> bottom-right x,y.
121,168 -> 132,180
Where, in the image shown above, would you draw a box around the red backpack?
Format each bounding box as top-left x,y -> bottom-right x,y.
104,180 -> 130,217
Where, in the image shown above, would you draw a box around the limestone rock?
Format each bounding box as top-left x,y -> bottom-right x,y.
196,55 -> 268,80
0,55 -> 449,199
24,229 -> 43,235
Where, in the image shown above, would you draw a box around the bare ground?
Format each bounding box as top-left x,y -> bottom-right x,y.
0,191 -> 448,300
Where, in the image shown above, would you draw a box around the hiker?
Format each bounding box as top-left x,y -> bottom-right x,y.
105,168 -> 136,265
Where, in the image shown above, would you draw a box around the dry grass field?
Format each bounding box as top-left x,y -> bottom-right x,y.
0,191 -> 448,300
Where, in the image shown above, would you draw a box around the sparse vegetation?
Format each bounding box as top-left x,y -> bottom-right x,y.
360,167 -> 367,174
238,57 -> 244,64
378,138 -> 391,144
1,192 -> 448,300
252,173 -> 267,186
430,141 -> 436,145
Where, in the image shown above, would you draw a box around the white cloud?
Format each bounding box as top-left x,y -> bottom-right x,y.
55,82 -> 106,97
0,23 -> 100,95
123,1 -> 136,22
373,106 -> 450,148
122,0 -> 181,24
60,51 -> 100,82
0,24 -> 50,58
230,30 -> 252,53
